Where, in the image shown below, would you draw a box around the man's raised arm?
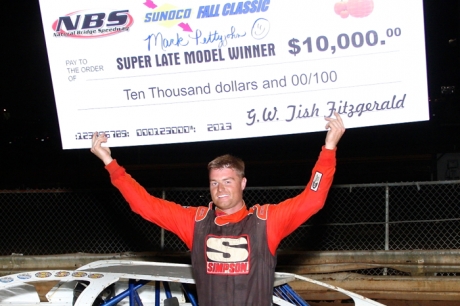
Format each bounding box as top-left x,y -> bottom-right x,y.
88,131 -> 196,249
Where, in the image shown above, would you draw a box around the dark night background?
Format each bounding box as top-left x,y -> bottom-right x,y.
1,1 -> 459,190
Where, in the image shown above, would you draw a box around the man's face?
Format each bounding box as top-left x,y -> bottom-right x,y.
209,167 -> 247,215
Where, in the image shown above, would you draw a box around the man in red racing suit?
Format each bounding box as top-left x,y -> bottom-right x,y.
91,112 -> 345,306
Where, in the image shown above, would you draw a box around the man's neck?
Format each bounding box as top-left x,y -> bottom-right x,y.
215,202 -> 245,215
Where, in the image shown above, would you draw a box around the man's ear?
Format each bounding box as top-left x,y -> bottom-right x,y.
241,177 -> 247,190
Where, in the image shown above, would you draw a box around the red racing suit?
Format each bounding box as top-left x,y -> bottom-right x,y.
105,146 -> 336,305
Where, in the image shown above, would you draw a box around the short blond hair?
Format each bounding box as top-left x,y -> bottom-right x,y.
208,154 -> 245,178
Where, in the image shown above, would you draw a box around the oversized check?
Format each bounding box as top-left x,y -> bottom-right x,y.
38,0 -> 429,149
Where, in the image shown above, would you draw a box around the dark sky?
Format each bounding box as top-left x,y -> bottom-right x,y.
1,1 -> 459,189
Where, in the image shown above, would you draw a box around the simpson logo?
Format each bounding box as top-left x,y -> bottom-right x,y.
311,171 -> 323,191
206,235 -> 250,275
52,9 -> 134,38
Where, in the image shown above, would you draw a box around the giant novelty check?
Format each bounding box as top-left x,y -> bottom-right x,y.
38,0 -> 429,149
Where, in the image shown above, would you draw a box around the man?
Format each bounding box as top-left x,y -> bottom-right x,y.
91,112 -> 345,306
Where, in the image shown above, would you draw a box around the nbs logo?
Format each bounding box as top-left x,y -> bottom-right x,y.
52,10 -> 134,38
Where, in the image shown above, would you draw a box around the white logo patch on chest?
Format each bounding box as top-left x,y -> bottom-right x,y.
205,235 -> 250,275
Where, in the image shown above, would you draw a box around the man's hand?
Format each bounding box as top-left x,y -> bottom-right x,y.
90,132 -> 113,165
324,112 -> 345,150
